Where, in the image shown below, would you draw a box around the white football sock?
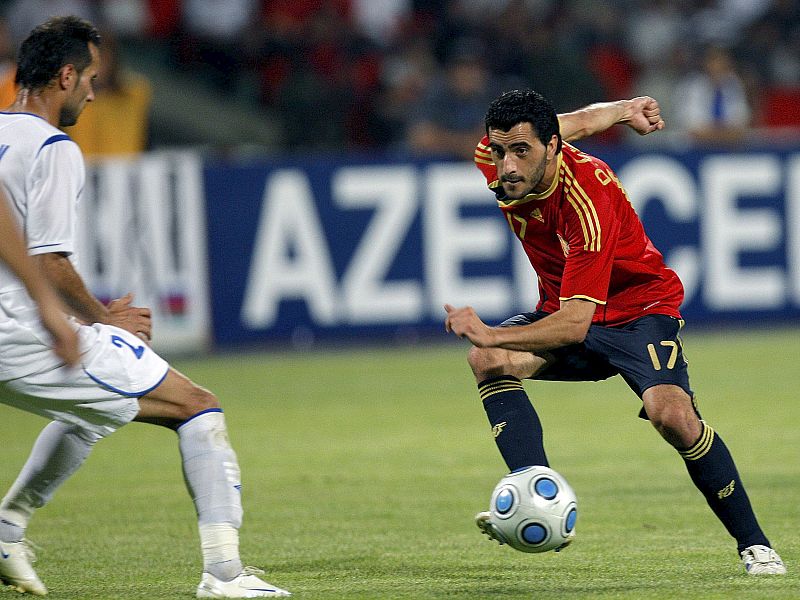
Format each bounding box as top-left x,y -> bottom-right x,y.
177,410 -> 244,580
199,523 -> 242,581
0,421 -> 102,538
0,518 -> 24,543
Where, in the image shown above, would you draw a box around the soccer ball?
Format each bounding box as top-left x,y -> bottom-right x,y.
485,466 -> 577,553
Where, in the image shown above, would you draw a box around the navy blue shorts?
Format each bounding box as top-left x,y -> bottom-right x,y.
500,312 -> 694,418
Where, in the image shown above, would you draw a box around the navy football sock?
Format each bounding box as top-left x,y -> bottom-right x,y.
479,376 -> 548,471
680,421 -> 770,553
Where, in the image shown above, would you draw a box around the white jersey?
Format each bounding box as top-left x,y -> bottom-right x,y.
0,113 -> 168,428
0,112 -> 83,298
0,111 -> 83,338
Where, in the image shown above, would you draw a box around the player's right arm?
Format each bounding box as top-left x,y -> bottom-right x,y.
559,96 -> 665,142
0,189 -> 80,365
36,252 -> 152,340
445,298 -> 596,352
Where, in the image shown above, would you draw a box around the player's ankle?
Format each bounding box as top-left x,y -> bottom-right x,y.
205,558 -> 244,582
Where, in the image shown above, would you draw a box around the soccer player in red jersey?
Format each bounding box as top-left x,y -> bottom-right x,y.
445,89 -> 785,575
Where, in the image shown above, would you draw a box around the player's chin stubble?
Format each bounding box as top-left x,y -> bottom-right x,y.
58,105 -> 80,128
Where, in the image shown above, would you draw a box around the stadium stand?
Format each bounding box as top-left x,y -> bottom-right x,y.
1,0 -> 798,152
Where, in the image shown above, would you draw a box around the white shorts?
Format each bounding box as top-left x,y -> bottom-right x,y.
0,322 -> 170,438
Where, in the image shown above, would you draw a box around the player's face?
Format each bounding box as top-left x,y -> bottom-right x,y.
59,42 -> 99,127
488,123 -> 558,199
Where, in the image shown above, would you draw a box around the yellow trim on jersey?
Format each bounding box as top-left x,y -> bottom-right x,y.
559,294 -> 606,305
475,141 -> 493,166
498,154 -> 563,207
565,192 -> 592,250
561,166 -> 592,247
570,177 -> 602,250
562,162 -> 601,251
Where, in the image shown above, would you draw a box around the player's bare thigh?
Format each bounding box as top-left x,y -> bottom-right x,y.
135,367 -> 220,426
467,346 -> 553,382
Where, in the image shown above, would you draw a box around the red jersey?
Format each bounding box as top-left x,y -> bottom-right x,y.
474,137 -> 683,326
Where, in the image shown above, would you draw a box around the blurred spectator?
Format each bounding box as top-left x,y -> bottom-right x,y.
350,0 -> 412,47
5,0 -> 97,45
521,21 -> 601,114
631,45 -> 691,142
143,0 -> 182,39
0,18 -> 16,108
625,0 -> 686,68
577,2 -> 636,143
255,1 -> 376,149
689,0 -> 771,46
375,33 -> 437,148
170,0 -> 258,92
64,31 -> 152,156
99,0 -> 150,39
745,0 -> 800,87
744,1 -> 800,130
424,1 -> 485,65
671,45 -> 752,145
626,1 -> 688,133
406,38 -> 499,159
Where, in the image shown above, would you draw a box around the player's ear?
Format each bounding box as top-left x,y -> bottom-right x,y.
546,134 -> 559,160
58,64 -> 76,90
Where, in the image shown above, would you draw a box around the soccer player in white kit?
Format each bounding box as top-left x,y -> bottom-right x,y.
0,16 -> 290,597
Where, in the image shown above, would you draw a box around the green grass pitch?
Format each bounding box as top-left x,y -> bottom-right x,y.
1,327 -> 799,599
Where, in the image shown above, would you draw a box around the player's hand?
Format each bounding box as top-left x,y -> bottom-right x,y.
107,292 -> 152,342
444,304 -> 497,348
622,96 -> 665,136
38,293 -> 80,366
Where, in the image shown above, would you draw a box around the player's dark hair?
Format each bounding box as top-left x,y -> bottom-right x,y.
15,16 -> 101,90
485,89 -> 562,154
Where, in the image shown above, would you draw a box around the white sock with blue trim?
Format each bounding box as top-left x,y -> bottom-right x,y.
0,421 -> 102,541
178,410 -> 244,580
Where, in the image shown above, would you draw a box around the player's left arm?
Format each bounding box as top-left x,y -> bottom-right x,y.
444,299 -> 596,351
36,252 -> 152,340
28,140 -> 152,340
559,96 -> 665,142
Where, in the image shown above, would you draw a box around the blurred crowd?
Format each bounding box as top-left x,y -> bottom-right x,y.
1,0 -> 799,157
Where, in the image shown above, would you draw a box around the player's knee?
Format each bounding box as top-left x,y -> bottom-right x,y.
467,346 -> 510,379
645,395 -> 700,448
180,386 -> 220,420
66,423 -> 106,445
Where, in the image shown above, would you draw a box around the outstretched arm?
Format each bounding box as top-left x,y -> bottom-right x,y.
559,96 -> 665,142
0,189 -> 80,365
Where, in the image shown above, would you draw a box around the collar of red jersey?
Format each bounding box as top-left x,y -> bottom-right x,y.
495,153 -> 562,208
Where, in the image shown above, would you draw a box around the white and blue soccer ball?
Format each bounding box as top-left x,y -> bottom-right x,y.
487,466 -> 577,553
